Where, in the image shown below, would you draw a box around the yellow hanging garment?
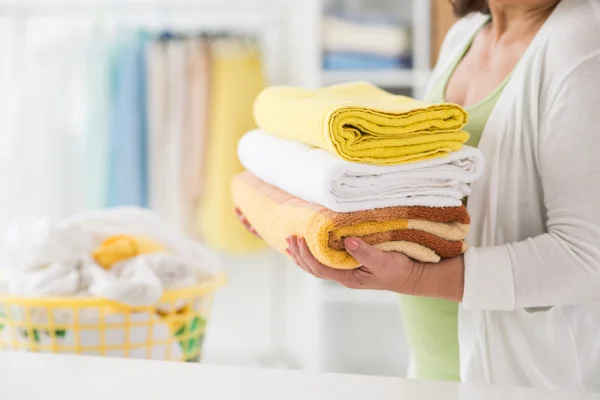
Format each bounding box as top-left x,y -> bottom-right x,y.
195,39 -> 266,253
92,235 -> 167,270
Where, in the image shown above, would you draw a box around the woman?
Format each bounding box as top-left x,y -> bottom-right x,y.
239,0 -> 600,391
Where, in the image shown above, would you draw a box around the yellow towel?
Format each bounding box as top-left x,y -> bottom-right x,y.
253,81 -> 469,165
254,82 -> 469,165
194,40 -> 266,253
232,172 -> 470,269
92,235 -> 166,270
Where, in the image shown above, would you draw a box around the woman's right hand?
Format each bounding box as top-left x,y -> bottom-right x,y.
235,208 -> 261,238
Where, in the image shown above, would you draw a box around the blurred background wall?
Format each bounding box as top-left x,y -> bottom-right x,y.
0,0 -> 456,377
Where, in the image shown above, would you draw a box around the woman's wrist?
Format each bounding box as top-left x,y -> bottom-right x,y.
409,255 -> 465,302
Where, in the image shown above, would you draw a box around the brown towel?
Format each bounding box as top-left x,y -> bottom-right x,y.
232,171 -> 470,269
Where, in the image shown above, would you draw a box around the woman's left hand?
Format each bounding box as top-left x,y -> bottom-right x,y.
285,235 -> 426,294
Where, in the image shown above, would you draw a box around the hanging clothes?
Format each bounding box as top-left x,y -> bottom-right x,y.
0,16 -> 18,234
14,21 -> 90,224
146,38 -> 169,217
107,30 -> 150,208
195,39 -> 266,253
186,39 -> 211,204
146,37 -> 190,232
163,38 -> 189,231
84,26 -> 114,211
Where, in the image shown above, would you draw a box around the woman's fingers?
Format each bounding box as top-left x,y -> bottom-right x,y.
295,237 -> 357,285
285,234 -> 425,292
286,236 -> 310,273
344,237 -> 390,269
235,208 -> 261,238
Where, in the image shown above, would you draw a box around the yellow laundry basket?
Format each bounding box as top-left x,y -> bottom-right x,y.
0,273 -> 226,362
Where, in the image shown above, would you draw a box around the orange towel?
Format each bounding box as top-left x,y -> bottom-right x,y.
232,172 -> 469,269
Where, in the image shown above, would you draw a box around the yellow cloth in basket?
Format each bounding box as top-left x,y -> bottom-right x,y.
92,235 -> 166,270
253,81 -> 469,165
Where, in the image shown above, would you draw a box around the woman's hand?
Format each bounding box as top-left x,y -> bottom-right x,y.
235,208 -> 261,238
286,235 -> 465,301
286,235 -> 423,293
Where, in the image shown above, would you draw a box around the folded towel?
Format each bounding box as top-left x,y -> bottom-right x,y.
232,172 -> 469,269
323,16 -> 411,57
238,129 -> 484,212
253,82 -> 469,165
323,51 -> 412,70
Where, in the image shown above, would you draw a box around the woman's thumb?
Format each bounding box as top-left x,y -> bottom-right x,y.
344,237 -> 383,266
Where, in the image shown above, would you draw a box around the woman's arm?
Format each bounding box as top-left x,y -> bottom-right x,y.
462,53 -> 600,311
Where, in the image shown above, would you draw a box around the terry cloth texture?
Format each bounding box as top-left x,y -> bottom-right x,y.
253,81 -> 469,165
238,129 -> 484,212
232,172 -> 469,269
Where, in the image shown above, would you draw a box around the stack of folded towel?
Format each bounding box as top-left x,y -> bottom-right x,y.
232,82 -> 484,269
322,14 -> 412,70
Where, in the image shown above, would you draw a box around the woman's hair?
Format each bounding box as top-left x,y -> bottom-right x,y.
451,0 -> 490,17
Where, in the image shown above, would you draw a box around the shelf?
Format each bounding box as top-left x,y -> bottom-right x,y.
320,68 -> 432,88
322,282 -> 399,306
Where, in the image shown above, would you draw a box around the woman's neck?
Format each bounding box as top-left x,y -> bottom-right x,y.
487,1 -> 559,44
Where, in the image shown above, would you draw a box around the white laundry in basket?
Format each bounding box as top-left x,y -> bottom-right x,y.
0,207 -> 222,309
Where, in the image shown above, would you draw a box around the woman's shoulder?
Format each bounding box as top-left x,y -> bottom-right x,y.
540,0 -> 600,75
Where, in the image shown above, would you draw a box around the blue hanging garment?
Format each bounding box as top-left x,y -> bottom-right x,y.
107,30 -> 150,207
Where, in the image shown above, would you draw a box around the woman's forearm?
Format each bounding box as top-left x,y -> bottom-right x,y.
412,255 -> 465,302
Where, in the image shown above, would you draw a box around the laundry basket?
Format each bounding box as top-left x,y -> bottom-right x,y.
0,273 -> 226,362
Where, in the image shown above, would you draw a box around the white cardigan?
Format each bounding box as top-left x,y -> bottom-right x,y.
430,0 -> 600,391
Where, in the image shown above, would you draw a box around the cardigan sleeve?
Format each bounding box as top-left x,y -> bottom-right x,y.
463,53 -> 600,310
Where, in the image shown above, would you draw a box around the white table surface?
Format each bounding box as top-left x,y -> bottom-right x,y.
1,352 -> 599,400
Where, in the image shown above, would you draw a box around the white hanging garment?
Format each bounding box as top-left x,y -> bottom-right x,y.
147,38 -> 190,231
13,19 -> 90,225
163,40 -> 189,231
146,39 -> 170,217
0,16 -> 19,234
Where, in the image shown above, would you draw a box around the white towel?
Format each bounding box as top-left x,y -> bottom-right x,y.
237,129 -> 485,212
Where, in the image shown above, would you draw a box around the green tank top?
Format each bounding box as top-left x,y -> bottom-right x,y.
400,18 -> 512,382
